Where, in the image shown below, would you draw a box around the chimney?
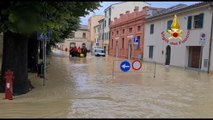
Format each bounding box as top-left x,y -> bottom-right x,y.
134,6 -> 139,12
126,11 -> 130,14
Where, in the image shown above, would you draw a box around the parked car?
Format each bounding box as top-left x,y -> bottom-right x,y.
94,48 -> 105,57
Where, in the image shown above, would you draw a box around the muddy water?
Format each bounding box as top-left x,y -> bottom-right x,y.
0,49 -> 213,118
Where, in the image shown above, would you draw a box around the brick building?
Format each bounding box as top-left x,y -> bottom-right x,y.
109,6 -> 149,59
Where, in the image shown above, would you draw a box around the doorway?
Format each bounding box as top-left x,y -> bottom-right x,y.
165,45 -> 171,65
188,46 -> 202,68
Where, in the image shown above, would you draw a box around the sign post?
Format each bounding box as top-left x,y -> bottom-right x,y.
37,31 -> 51,86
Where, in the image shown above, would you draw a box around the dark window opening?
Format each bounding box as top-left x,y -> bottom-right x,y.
149,46 -> 154,58
150,24 -> 154,34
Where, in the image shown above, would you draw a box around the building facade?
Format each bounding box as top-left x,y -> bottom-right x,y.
94,24 -> 99,49
104,2 -> 150,55
88,15 -> 105,50
98,19 -> 105,49
109,7 -> 150,59
144,2 -> 213,73
58,25 -> 90,51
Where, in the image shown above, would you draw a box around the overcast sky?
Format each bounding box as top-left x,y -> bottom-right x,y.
80,1 -> 200,25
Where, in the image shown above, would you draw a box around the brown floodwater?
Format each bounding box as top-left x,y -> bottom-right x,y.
0,49 -> 213,118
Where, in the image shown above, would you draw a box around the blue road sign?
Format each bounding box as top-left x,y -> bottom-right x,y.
120,60 -> 131,72
37,30 -> 51,41
134,36 -> 139,45
96,42 -> 99,46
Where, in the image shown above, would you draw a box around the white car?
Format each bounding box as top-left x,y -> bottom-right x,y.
94,48 -> 105,57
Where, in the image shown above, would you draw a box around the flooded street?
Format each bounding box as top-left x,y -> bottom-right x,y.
1,49 -> 213,118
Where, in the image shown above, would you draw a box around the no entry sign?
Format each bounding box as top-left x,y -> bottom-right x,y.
132,60 -> 142,70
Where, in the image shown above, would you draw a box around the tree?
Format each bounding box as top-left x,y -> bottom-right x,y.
0,1 -> 101,95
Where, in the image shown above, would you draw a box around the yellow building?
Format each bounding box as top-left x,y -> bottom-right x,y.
58,25 -> 90,51
88,15 -> 104,51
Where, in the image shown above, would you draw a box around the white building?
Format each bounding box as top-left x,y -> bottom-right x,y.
144,2 -> 213,73
103,2 -> 150,54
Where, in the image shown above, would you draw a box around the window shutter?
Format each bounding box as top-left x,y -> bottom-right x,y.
150,24 -> 154,34
200,13 -> 204,28
167,20 -> 173,30
187,16 -> 192,30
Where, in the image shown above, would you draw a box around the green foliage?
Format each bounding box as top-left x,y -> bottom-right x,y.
0,1 -> 101,42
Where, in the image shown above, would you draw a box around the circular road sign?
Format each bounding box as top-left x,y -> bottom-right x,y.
120,60 -> 131,72
132,60 -> 142,70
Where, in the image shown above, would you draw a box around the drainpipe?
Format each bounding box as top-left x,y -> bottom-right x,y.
208,3 -> 213,73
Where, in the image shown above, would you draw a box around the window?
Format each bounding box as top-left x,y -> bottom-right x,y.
108,18 -> 111,26
69,32 -> 75,38
129,28 -> 133,33
138,26 -> 141,31
104,20 -> 106,27
167,20 -> 173,30
194,13 -> 204,28
149,46 -> 154,59
187,16 -> 192,30
83,33 -> 86,38
109,8 -> 111,16
137,36 -> 140,49
150,24 -> 154,34
122,38 -> 124,48
123,29 -> 125,34
111,39 -> 113,48
187,13 -> 204,29
117,30 -> 119,35
102,34 -> 104,40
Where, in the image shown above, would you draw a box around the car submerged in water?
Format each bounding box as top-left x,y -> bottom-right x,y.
94,48 -> 105,57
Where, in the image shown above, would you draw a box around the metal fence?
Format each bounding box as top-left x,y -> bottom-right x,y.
112,59 -> 156,78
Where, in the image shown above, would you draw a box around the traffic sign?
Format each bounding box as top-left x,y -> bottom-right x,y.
132,60 -> 142,70
37,30 -> 51,41
96,42 -> 99,46
120,61 -> 131,72
200,33 -> 206,46
134,36 -> 140,45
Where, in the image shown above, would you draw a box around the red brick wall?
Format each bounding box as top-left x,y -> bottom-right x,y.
109,7 -> 148,60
